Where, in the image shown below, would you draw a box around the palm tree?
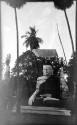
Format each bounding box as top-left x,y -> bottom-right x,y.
21,26 -> 43,51
2,0 -> 26,112
2,0 -> 26,74
54,0 -> 74,54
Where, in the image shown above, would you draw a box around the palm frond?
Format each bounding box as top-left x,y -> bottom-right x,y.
29,26 -> 37,36
23,40 -> 29,48
26,31 -> 31,35
23,37 -> 31,46
21,35 -> 28,38
36,37 -> 43,43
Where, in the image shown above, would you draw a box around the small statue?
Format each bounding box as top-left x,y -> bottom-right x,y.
28,65 -> 60,106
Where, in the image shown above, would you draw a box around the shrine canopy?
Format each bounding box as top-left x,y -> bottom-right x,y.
32,49 -> 58,58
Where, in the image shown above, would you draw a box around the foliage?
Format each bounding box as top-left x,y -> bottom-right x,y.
12,50 -> 42,78
54,0 -> 74,10
21,26 -> 43,50
11,50 -> 43,100
65,52 -> 76,95
12,50 -> 67,86
68,52 -> 75,77
2,0 -> 26,8
2,0 -> 74,10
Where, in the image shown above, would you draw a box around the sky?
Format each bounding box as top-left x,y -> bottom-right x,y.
1,1 -> 76,71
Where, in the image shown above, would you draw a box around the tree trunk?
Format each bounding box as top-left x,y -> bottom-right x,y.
64,9 -> 74,54
59,36 -> 67,64
57,24 -> 67,64
14,8 -> 20,113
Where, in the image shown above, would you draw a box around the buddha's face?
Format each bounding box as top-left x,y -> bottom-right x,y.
43,65 -> 53,77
